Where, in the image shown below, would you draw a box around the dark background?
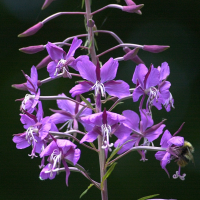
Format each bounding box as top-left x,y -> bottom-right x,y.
1,0 -> 200,199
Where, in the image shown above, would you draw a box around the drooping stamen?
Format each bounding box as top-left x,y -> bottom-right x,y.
173,166 -> 186,181
164,92 -> 175,110
92,81 -> 106,97
54,59 -> 66,76
101,124 -> 113,151
47,149 -> 62,177
26,127 -> 38,144
59,119 -> 73,131
21,94 -> 36,110
145,86 -> 159,115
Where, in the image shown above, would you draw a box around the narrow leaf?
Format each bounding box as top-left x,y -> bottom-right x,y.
94,38 -> 98,51
109,102 -> 124,111
138,194 -> 159,200
80,94 -> 96,112
101,163 -> 117,189
81,0 -> 85,9
79,184 -> 94,198
106,139 -> 133,166
89,142 -> 97,149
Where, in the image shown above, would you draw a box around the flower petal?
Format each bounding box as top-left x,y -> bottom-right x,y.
56,93 -> 75,114
145,124 -> 165,142
100,58 -> 118,83
104,80 -> 130,99
47,61 -> 57,78
159,62 -> 170,81
70,81 -> 93,97
122,110 -> 140,132
80,129 -> 99,143
145,65 -> 160,89
160,130 -> 172,147
168,136 -> 184,146
132,85 -> 144,102
132,64 -> 148,87
46,42 -> 65,60
66,37 -> 82,59
77,58 -> 97,83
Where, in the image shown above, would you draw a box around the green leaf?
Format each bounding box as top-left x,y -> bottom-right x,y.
80,95 -> 96,112
89,142 -> 97,149
94,38 -> 98,51
101,162 -> 117,189
81,0 -> 85,9
109,102 -> 124,111
138,194 -> 159,200
106,139 -> 133,166
102,95 -> 112,104
79,184 -> 94,198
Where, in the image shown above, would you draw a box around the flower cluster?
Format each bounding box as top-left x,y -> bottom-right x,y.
12,0 -> 194,199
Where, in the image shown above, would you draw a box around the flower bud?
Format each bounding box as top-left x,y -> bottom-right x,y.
122,4 -> 144,13
12,81 -> 42,91
143,45 -> 170,53
87,19 -> 95,28
123,47 -> 144,64
18,22 -> 43,37
42,0 -> 55,10
19,45 -> 45,54
123,48 -> 139,61
124,0 -> 142,14
36,55 -> 52,69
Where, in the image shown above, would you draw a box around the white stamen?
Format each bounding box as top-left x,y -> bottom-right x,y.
47,149 -> 62,177
101,124 -> 113,151
92,81 -> 106,97
21,94 -> 35,110
173,170 -> 186,181
26,127 -> 38,144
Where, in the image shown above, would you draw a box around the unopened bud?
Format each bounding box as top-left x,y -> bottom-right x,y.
87,19 -> 95,28
42,0 -> 55,10
36,55 -> 52,69
123,48 -> 139,61
19,45 -> 45,54
12,81 -> 42,91
124,0 -> 142,14
123,47 -> 144,64
18,22 -> 43,37
143,45 -> 170,53
122,4 -> 144,13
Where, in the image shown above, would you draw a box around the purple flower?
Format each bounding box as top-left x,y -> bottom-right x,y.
39,139 -> 81,186
70,58 -> 130,99
155,124 -> 187,180
154,62 -> 174,111
13,102 -> 57,158
49,94 -> 92,131
132,62 -> 173,114
115,109 -> 165,160
80,109 -> 129,152
46,37 -> 82,78
20,66 -> 40,113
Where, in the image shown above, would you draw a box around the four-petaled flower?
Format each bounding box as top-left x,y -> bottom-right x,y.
50,93 -> 92,131
20,66 -> 40,113
80,109 -> 129,152
46,37 -> 82,78
155,124 -> 187,180
115,109 -> 165,161
132,62 -> 174,114
13,102 -> 57,158
39,139 -> 81,186
70,57 -> 130,99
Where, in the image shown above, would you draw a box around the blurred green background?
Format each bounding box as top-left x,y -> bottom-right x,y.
0,0 -> 200,199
